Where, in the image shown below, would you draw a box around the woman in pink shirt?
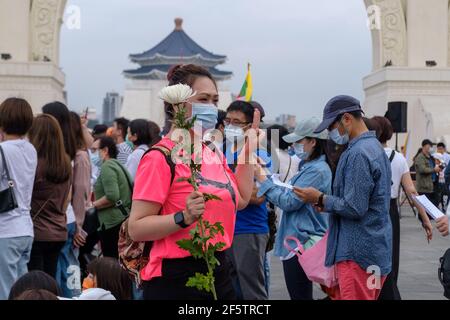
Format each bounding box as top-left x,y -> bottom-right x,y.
128,64 -> 257,300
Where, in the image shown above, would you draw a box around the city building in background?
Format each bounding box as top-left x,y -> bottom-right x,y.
275,114 -> 297,131
121,18 -> 233,129
102,91 -> 122,125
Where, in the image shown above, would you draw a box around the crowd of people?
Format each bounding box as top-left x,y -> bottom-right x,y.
0,64 -> 449,301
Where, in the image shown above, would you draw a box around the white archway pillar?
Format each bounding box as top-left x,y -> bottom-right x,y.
363,0 -> 450,161
0,0 -> 67,113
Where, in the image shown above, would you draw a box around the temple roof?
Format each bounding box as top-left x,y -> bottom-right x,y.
129,18 -> 227,67
123,64 -> 232,81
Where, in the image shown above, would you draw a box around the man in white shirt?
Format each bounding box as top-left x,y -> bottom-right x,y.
437,143 -> 450,165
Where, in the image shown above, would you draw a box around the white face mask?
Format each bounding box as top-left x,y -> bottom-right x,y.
225,125 -> 245,142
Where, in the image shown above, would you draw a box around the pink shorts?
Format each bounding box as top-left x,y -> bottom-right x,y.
327,260 -> 387,300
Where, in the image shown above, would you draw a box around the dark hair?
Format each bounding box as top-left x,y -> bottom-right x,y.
42,102 -> 77,160
422,139 -> 434,147
266,125 -> 290,154
335,110 -> 363,124
86,257 -> 132,300
129,119 -> 152,146
437,142 -> 446,149
70,111 -> 87,150
14,289 -> 58,300
148,121 -> 162,147
164,64 -> 217,123
371,116 -> 394,144
304,138 -> 332,165
0,98 -> 34,135
29,114 -> 72,184
93,124 -> 108,136
99,136 -> 118,159
324,140 -> 347,178
216,110 -> 227,130
8,271 -> 61,300
226,101 -> 255,124
114,117 -> 130,140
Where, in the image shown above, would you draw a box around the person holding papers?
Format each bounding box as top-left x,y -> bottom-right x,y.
254,117 -> 332,300
370,116 -> 433,300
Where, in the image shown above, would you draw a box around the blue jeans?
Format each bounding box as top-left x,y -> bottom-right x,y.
56,222 -> 81,298
264,252 -> 271,297
0,236 -> 33,300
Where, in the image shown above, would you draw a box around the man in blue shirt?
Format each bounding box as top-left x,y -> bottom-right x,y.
224,100 -> 270,300
295,95 -> 392,300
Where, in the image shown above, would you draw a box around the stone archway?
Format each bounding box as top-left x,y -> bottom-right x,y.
0,0 -> 67,112
363,0 -> 450,159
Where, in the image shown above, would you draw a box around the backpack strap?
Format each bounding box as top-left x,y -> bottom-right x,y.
389,150 -> 396,163
142,145 -> 176,186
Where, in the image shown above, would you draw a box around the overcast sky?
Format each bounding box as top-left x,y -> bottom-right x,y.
60,0 -> 372,121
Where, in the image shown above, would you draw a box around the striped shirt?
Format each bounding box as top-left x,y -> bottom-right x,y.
116,142 -> 133,166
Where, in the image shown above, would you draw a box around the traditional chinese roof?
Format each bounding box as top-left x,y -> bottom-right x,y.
129,18 -> 227,67
123,64 -> 232,81
124,18 -> 232,81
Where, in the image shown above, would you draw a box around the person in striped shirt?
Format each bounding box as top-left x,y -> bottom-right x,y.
112,117 -> 133,166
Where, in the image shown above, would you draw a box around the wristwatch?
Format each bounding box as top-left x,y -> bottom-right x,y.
174,211 -> 190,229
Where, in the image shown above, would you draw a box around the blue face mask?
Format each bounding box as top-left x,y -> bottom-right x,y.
329,123 -> 349,145
288,147 -> 295,157
90,151 -> 102,168
191,103 -> 218,132
293,143 -> 309,160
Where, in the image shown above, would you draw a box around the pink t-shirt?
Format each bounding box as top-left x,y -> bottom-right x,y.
133,138 -> 239,281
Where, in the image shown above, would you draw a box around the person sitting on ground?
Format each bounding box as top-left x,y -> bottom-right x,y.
8,270 -> 61,300
81,257 -> 132,300
14,289 -> 59,300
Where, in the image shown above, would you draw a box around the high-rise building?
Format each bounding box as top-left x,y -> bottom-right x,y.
102,92 -> 122,125
275,114 -> 297,130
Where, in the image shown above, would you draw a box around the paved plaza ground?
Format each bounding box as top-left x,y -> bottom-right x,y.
269,206 -> 450,300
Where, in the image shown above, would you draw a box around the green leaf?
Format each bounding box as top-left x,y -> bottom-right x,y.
186,273 -> 211,292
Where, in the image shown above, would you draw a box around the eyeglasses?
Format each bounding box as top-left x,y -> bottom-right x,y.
224,118 -> 250,127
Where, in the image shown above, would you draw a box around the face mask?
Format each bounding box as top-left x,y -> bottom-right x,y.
225,125 -> 245,142
330,122 -> 349,145
293,143 -> 309,160
288,147 -> 295,157
90,151 -> 102,167
125,135 -> 134,149
82,276 -> 95,291
191,103 -> 218,132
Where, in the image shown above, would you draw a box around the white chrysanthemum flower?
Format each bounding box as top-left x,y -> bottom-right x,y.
158,84 -> 196,105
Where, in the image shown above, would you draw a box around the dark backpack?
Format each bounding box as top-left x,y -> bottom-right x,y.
438,248 -> 450,299
118,145 -> 175,288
